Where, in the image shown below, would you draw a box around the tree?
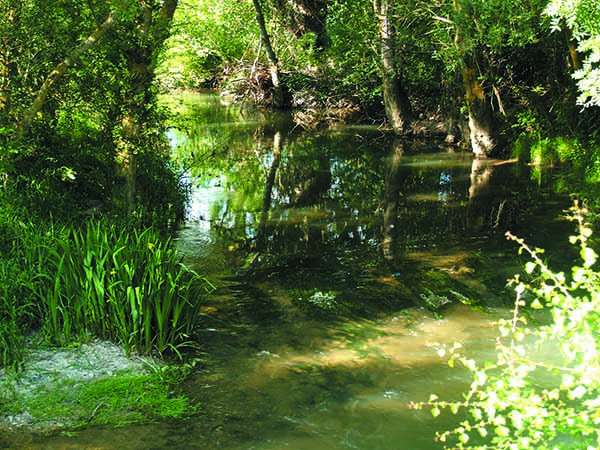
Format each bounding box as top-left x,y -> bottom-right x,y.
16,12 -> 115,138
425,0 -> 552,156
252,0 -> 287,108
373,0 -> 413,134
452,0 -> 498,157
112,0 -> 179,210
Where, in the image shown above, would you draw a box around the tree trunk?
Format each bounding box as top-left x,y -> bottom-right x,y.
118,0 -> 179,212
462,61 -> 496,157
453,0 -> 497,157
252,0 -> 286,109
373,0 -> 412,135
16,12 -> 115,138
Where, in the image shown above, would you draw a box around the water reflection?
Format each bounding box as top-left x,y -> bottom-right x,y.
257,131 -> 282,250
382,139 -> 409,262
170,93 -> 567,298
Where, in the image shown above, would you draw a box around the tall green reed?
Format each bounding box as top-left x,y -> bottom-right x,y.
25,220 -> 212,356
0,264 -> 26,369
0,212 -> 212,369
0,203 -> 39,369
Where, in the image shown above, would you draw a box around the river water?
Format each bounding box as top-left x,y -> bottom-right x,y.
7,93 -> 574,449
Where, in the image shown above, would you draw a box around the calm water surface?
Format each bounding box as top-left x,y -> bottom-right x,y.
6,93 -> 573,450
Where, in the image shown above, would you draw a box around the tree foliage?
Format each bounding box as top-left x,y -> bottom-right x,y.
547,0 -> 600,107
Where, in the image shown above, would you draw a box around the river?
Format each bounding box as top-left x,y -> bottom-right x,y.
7,92 -> 574,449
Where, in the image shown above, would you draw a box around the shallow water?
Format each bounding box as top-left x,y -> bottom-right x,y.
4,93 -> 574,449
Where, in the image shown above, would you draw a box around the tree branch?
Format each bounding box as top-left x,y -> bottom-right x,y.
17,12 -> 115,138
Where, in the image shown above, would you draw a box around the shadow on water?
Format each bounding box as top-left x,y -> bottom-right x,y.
6,92 -> 577,450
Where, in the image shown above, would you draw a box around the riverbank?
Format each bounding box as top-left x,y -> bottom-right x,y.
0,340 -> 191,432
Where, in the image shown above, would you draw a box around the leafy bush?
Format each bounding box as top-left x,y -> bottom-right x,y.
413,203 -> 600,449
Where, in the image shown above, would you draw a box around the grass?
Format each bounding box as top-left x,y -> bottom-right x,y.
1,370 -> 191,429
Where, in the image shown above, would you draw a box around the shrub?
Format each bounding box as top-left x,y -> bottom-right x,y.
413,202 -> 600,449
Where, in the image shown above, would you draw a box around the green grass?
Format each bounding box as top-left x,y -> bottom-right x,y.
1,370 -> 191,429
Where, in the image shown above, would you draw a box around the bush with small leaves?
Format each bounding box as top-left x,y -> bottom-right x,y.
412,202 -> 600,449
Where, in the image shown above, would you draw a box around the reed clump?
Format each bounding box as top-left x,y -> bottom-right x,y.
0,214 -> 211,369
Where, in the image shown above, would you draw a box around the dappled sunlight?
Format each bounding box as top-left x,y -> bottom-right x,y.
1,0 -> 598,447
244,305 -> 504,390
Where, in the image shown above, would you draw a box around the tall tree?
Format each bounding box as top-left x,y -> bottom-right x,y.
453,0 -> 497,157
373,0 -> 413,135
116,0 -> 179,210
460,51 -> 497,157
252,0 -> 287,108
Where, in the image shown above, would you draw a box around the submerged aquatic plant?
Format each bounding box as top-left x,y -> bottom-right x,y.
294,290 -> 339,314
419,288 -> 452,312
413,203 -> 600,449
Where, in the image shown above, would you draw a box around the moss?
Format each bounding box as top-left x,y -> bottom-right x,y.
1,370 -> 192,430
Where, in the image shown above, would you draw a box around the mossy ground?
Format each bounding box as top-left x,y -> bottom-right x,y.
1,369 -> 191,430
0,340 -> 194,432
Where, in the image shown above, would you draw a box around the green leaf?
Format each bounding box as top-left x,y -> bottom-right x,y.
581,247 -> 597,267
525,262 -> 536,274
530,299 -> 544,309
495,425 -> 510,437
